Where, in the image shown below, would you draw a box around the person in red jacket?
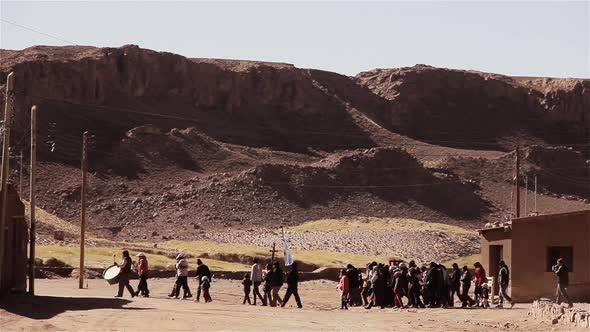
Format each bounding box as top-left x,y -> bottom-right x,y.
473,262 -> 487,307
135,252 -> 149,297
338,269 -> 350,310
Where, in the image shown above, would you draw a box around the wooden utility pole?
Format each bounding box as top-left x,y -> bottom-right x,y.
0,72 -> 15,289
524,175 -> 529,217
79,131 -> 89,289
28,105 -> 37,295
19,151 -> 23,198
270,242 -> 277,263
514,145 -> 520,218
534,175 -> 538,214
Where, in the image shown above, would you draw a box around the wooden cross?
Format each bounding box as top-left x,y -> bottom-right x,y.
270,242 -> 278,263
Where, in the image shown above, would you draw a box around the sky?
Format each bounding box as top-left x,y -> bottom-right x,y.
1,1 -> 589,78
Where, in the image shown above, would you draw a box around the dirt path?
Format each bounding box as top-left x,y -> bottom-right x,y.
3,278 -> 585,331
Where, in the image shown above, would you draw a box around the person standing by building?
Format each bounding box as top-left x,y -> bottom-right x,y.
281,262 -> 303,308
250,258 -> 265,305
134,252 -> 149,297
552,258 -> 573,308
195,259 -> 211,302
497,260 -> 514,308
115,250 -> 135,298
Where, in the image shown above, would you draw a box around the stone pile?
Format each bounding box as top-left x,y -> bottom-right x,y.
529,298 -> 589,329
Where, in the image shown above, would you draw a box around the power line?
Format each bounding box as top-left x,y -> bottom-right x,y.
0,18 -> 74,44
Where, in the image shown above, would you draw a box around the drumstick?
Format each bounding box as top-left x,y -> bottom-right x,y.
113,254 -> 116,265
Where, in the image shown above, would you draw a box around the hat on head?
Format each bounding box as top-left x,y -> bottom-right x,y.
136,252 -> 145,257
482,283 -> 489,289
557,258 -> 564,263
176,253 -> 184,260
201,276 -> 209,282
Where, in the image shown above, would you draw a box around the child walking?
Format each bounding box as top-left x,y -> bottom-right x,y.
481,283 -> 490,308
201,276 -> 212,303
338,269 -> 349,310
242,273 -> 253,305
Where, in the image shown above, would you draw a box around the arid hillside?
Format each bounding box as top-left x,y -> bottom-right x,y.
0,45 -> 588,260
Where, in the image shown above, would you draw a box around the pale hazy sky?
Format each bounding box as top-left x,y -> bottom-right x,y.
1,1 -> 589,78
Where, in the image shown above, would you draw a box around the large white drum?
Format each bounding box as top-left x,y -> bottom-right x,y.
103,265 -> 121,285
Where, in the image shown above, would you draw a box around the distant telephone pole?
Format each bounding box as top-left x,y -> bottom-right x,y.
29,105 -> 37,295
79,132 -> 89,289
524,175 -> 529,217
515,145 -> 520,218
0,72 -> 15,290
19,151 -> 23,198
534,175 -> 538,214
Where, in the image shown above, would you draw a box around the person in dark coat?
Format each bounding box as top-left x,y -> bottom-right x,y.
195,259 -> 211,302
115,250 -> 136,298
438,263 -> 451,307
262,263 -> 273,306
424,262 -> 440,307
497,260 -> 514,308
449,263 -> 461,306
269,262 -> 284,307
242,273 -> 252,305
552,258 -> 573,307
281,262 -> 303,308
407,261 -> 425,308
460,265 -> 475,307
346,264 -> 362,306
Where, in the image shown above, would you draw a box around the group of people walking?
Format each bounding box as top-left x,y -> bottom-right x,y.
243,259 -> 303,308
112,251 -> 574,310
337,260 -> 514,310
113,251 -> 212,302
167,254 -> 212,302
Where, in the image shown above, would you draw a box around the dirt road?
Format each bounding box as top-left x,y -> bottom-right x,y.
1,278 -> 583,331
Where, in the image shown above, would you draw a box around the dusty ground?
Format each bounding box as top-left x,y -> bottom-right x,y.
2,278 -> 586,331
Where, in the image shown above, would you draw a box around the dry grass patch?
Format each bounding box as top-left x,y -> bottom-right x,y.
161,240 -> 389,269
443,254 -> 482,268
36,245 -> 250,271
289,217 -> 475,235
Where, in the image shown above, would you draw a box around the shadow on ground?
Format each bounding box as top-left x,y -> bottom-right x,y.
1,295 -> 147,319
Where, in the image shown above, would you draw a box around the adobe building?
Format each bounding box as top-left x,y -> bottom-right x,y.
479,210 -> 590,302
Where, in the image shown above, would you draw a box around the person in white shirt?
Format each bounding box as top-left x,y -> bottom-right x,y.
250,258 -> 265,305
168,254 -> 192,299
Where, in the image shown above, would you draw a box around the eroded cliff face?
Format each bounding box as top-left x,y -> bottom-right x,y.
355,65 -> 589,148
0,46 -> 588,157
0,45 -> 374,155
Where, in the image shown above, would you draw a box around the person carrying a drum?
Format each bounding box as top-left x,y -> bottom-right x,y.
115,250 -> 136,298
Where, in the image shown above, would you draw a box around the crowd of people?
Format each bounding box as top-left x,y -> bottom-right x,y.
111,251 -> 574,310
337,260 -> 508,310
